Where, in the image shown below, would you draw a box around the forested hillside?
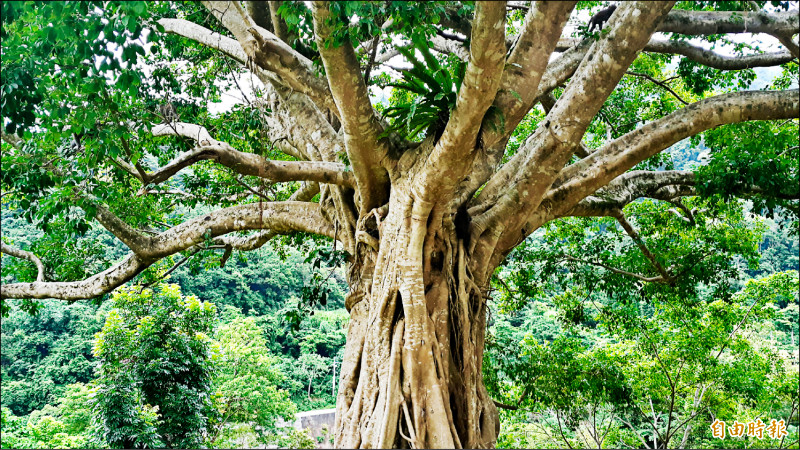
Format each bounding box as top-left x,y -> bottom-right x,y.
2,201 -> 798,448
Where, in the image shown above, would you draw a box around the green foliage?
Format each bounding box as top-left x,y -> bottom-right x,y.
272,310 -> 348,410
210,317 -> 296,447
696,120 -> 799,231
0,215 -> 121,314
0,407 -> 91,450
276,427 -> 317,449
290,247 -> 350,328
500,198 -> 765,317
0,2 -> 149,135
1,299 -> 107,415
488,197 -> 798,448
1,2 -> 798,449
92,284 -> 217,449
0,384 -> 97,449
380,36 -> 466,140
170,244 -> 347,316
581,52 -> 692,155
677,59 -> 756,96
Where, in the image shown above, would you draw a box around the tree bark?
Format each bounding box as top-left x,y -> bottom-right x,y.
334,171 -> 500,448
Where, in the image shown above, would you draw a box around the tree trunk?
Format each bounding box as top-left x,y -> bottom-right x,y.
333,152 -> 499,448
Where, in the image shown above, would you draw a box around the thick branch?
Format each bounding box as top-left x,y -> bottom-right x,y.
644,39 -> 795,70
452,39 -> 594,201
158,18 -> 249,64
93,204 -> 153,255
657,10 -> 799,36
477,3 -> 674,215
775,33 -> 800,58
1,243 -> 45,282
1,132 -> 23,149
243,1 -> 273,31
557,171 -> 696,218
261,85 -> 343,163
201,1 -> 337,115
429,34 -> 469,61
267,1 -> 292,43
534,2 -> 677,147
311,1 -> 390,212
147,122 -> 354,188
548,89 -> 799,217
474,1 -> 676,258
484,1 -> 577,149
1,201 -> 333,300
417,1 -> 508,202
213,182 -> 320,251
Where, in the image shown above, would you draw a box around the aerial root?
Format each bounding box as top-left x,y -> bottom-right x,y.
401,399 -> 418,449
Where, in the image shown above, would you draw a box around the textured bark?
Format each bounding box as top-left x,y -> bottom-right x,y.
334,141 -> 499,448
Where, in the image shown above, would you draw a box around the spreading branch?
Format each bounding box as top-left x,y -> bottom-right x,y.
644,39 -> 796,70
1,201 -> 333,300
93,203 -> 154,255
416,1 -> 508,202
311,1 -> 391,212
474,1 -> 677,262
158,18 -> 249,64
556,171 -> 696,219
775,32 -> 800,58
429,34 -> 469,61
657,9 -> 799,36
1,242 -> 46,282
484,1 -> 578,149
547,89 -> 799,218
201,1 -> 337,116
130,122 -> 354,188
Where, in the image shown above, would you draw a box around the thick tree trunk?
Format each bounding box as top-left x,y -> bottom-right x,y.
333,156 -> 499,448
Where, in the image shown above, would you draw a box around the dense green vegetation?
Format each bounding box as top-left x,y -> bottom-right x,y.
2,202 -> 798,448
2,211 -> 351,447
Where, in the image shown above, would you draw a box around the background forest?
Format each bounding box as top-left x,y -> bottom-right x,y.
2,145 -> 798,448
2,0 -> 799,448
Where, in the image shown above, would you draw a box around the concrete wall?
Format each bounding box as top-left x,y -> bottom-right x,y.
275,408 -> 336,448
295,408 -> 336,448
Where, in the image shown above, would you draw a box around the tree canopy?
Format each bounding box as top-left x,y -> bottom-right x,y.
1,1 -> 798,448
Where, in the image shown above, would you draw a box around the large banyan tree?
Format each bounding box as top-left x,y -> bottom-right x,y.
1,1 -> 798,448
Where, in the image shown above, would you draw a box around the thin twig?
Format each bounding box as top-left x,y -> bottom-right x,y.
555,409 -> 575,450
612,209 -> 672,282
493,399 -> 519,411
233,176 -> 272,200
137,246 -> 224,292
563,255 -> 667,283
626,71 -> 689,105
363,34 -> 380,85
223,57 -> 252,105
